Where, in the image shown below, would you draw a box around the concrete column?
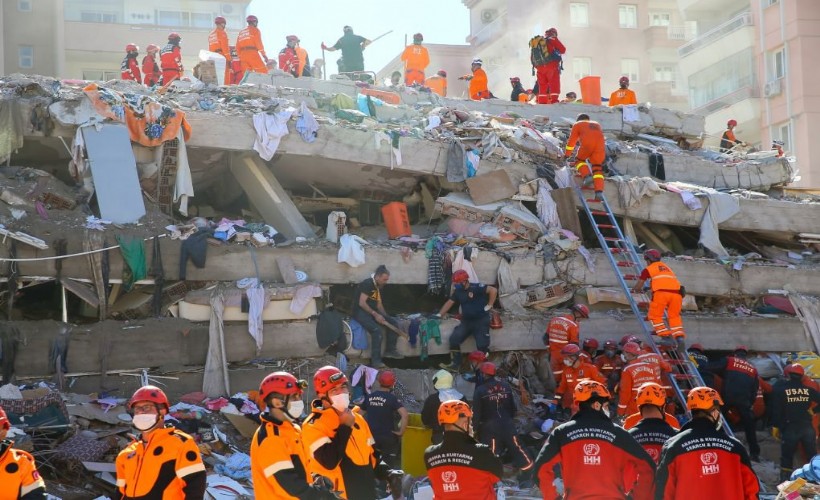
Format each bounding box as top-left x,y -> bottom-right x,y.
54,0 -> 65,78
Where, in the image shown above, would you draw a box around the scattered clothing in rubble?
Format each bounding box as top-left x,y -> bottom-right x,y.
173,127 -> 195,216
426,236 -> 447,295
83,83 -> 192,147
648,152 -> 665,180
316,307 -> 347,354
537,178 -> 561,229
465,149 -> 480,177
698,189 -> 740,257
351,364 -> 379,393
497,259 -> 527,315
290,284 -> 322,314
0,99 -> 24,163
85,216 -> 112,231
116,235 -> 147,291
357,93 -> 383,116
237,278 -> 265,351
480,131 -> 512,163
330,93 -> 356,111
55,434 -> 112,462
419,318 -> 442,361
48,323 -> 70,375
252,109 -> 295,161
446,139 -> 467,182
408,318 -> 421,347
337,234 -> 368,267
295,101 -> 319,143
375,130 -> 402,168
214,452 -> 252,481
452,247 -> 479,283
204,290 -> 229,397
179,229 -> 211,280
348,318 -> 368,350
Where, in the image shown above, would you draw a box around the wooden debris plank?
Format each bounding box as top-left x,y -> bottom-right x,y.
276,256 -> 299,284
0,227 -> 48,249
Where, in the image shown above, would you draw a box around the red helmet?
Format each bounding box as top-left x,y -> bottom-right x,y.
644,249 -> 662,262
146,44 -> 160,52
168,32 -> 181,41
125,43 -> 138,52
583,338 -> 599,351
572,304 -> 590,319
622,342 -> 641,356
214,16 -> 226,25
452,270 -> 470,284
467,350 -> 488,363
620,334 -> 639,346
377,370 -> 396,387
561,343 -> 581,357
128,385 -> 169,411
313,366 -> 348,395
286,35 -> 300,43
438,400 -> 472,424
413,33 -> 423,41
727,119 -> 738,128
437,69 -> 447,77
689,343 -> 705,352
546,27 -> 558,37
603,339 -> 618,350
510,76 -> 521,83
0,406 -> 8,430
246,15 -> 258,23
734,345 -> 749,353
619,76 -> 629,85
574,379 -> 610,402
259,372 -> 305,403
479,362 -> 496,376
784,363 -> 805,377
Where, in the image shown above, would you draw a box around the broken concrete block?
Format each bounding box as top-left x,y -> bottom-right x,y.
466,169 -> 517,205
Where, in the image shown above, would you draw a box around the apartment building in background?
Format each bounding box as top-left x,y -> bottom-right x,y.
0,0 -> 250,81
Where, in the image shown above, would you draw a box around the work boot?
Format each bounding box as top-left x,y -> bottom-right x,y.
594,191 -> 603,201
439,350 -> 462,371
383,350 -> 404,359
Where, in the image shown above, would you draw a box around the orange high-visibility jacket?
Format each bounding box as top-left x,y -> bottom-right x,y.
469,68 -> 490,100
237,26 -> 266,58
296,46 -> 309,76
618,360 -> 664,416
565,120 -> 605,159
644,261 -> 681,292
546,314 -> 579,354
401,45 -> 429,73
208,28 -> 231,60
555,361 -> 606,409
425,75 -> 447,96
0,442 -> 46,499
251,414 -> 314,499
608,88 -> 637,106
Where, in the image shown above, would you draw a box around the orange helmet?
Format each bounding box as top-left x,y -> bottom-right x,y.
561,343 -> 581,357
438,400 -> 472,424
125,43 -> 138,52
784,363 -> 805,377
574,379 -> 611,403
572,304 -> 590,318
128,385 -> 169,411
479,362 -> 496,376
452,270 -> 469,284
259,372 -> 305,403
636,383 -> 666,408
246,15 -> 258,23
313,366 -> 348,395
214,16 -> 226,25
727,119 -> 738,128
622,341 -> 641,356
686,386 -> 723,411
644,249 -> 662,262
378,370 -> 396,387
0,406 -> 9,430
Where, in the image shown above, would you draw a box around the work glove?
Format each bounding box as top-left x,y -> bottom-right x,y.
484,305 -> 492,312
772,427 -> 781,440
321,42 -> 328,50
552,477 -> 564,496
387,470 -> 406,499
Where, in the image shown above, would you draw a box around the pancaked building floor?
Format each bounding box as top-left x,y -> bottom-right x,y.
0,70 -> 818,497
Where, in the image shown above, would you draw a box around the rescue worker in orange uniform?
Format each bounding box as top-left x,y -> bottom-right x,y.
618,342 -> 665,417
301,366 -> 404,500
424,400 -> 503,498
531,27 -> 566,104
401,33 -> 430,86
633,249 -> 686,340
279,35 -> 301,77
543,304 -> 588,379
656,387 -> 760,500
608,76 -> 638,106
425,69 -> 447,97
554,344 -> 606,413
295,39 -> 311,77
115,386 -> 206,499
720,119 -> 745,153
141,44 -> 160,87
459,58 -> 490,100
536,380 -> 655,499
565,113 -> 607,199
208,16 -> 232,85
594,339 -> 624,391
159,33 -> 183,86
624,383 -> 679,465
251,371 -> 337,499
121,44 -> 141,82
0,405 -> 46,499
236,15 -> 268,74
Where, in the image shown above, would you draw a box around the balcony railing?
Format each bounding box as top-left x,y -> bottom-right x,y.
466,13 -> 507,47
678,11 -> 753,57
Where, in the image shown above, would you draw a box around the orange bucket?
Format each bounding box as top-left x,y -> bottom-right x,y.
380,202 -> 411,239
579,76 -> 602,105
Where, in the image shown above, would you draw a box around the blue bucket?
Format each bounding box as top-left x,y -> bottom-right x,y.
790,455 -> 820,481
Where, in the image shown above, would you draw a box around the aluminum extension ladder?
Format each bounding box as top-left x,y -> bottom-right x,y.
572,183 -> 733,435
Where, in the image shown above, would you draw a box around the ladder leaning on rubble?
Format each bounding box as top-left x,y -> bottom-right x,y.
572,183 -> 733,435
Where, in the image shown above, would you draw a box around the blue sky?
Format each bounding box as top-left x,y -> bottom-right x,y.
248,0 -> 470,74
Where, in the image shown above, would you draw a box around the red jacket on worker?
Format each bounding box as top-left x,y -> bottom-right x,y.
626,416 -> 678,464
142,54 -> 159,86
121,55 -> 141,82
424,430 -> 502,499
556,361 -> 606,409
279,47 -> 300,76
546,314 -> 579,354
160,43 -> 183,84
536,408 -> 655,499
594,353 -> 624,380
532,33 -> 566,104
618,360 -> 664,416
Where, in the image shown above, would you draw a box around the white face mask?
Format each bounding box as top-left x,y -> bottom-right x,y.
330,393 -> 350,412
620,354 -> 627,363
132,413 -> 158,431
564,358 -> 574,366
602,406 -> 611,418
286,400 -> 305,419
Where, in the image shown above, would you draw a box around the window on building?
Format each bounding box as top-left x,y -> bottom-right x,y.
777,122 -> 791,151
688,48 -> 755,109
80,11 -> 117,23
619,4 -> 638,29
653,65 -> 675,82
18,0 -> 32,11
649,12 -> 671,26
621,59 -> 639,82
570,3 -> 589,28
764,0 -> 778,6
573,57 -> 592,81
191,13 -> 211,28
18,46 -> 33,69
158,10 -> 187,26
770,48 -> 786,80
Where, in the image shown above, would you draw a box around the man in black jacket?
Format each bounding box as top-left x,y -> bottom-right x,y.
771,363 -> 820,481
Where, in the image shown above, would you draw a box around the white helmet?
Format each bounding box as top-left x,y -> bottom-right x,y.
471,58 -> 483,66
433,369 -> 454,390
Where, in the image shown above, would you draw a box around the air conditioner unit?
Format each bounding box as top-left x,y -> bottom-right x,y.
763,79 -> 782,98
221,3 -> 234,15
481,9 -> 498,24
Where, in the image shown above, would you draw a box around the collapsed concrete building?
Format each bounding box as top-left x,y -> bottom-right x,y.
0,70 -> 819,395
